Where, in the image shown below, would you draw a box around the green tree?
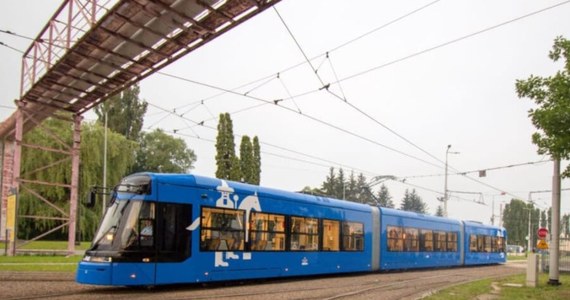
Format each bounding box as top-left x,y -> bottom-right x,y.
515,36 -> 570,178
345,172 -> 358,201
335,168 -> 346,199
400,189 -> 427,214
215,113 -> 240,180
377,184 -> 394,208
239,136 -> 254,183
502,199 -> 540,247
319,168 -> 372,202
252,136 -> 261,185
19,118 -> 136,241
132,129 -> 196,173
94,83 -> 148,141
299,186 -> 324,196
321,167 -> 337,197
435,205 -> 444,217
355,173 -> 372,204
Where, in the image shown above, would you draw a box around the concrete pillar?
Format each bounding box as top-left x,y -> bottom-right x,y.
526,253 -> 539,287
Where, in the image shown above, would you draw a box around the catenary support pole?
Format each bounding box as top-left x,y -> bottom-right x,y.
548,158 -> 561,285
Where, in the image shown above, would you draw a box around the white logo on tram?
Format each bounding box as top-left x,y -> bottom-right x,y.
187,180 -> 261,268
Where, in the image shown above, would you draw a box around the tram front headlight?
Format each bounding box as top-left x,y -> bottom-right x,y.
83,256 -> 112,263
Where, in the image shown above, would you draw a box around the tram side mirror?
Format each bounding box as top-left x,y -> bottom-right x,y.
107,190 -> 117,207
86,188 -> 96,208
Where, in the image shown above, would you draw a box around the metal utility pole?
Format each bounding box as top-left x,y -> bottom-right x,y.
444,145 -> 459,217
548,158 -> 561,285
102,111 -> 108,213
528,208 -> 532,257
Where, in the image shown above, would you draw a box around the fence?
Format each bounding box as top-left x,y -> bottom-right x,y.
542,238 -> 570,272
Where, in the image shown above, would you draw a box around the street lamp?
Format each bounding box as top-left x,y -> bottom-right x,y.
444,145 -> 459,217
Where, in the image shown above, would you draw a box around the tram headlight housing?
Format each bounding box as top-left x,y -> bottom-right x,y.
83,256 -> 112,263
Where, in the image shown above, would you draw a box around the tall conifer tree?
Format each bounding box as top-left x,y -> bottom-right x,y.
215,113 -> 238,179
239,135 -> 254,183
252,136 -> 261,185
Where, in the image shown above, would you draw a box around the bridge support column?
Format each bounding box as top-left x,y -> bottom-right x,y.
68,115 -> 82,255
1,140 -> 15,241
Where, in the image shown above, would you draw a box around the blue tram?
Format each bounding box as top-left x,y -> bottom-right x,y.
76,173 -> 506,286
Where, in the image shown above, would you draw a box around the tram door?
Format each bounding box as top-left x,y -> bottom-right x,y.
155,202 -> 192,284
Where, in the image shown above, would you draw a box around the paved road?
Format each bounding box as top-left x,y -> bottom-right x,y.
0,261 -> 526,300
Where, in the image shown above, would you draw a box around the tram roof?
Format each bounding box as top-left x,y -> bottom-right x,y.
146,172 -> 373,213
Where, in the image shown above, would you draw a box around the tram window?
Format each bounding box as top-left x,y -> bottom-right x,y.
484,236 -> 492,253
420,229 -> 433,251
468,234 -> 477,252
447,232 -> 458,252
490,236 -> 498,252
290,216 -> 319,251
249,212 -> 286,251
201,207 -> 245,251
322,220 -> 340,251
433,231 -> 447,252
497,237 -> 505,252
342,222 -> 364,251
403,228 -> 419,252
387,226 -> 403,252
124,202 -> 155,250
477,235 -> 485,252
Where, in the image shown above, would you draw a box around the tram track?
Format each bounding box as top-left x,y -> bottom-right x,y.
0,263 -> 525,300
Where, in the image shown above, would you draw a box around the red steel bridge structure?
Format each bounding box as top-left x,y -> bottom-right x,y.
0,0 -> 280,255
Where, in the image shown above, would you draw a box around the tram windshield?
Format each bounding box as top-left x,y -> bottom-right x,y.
90,199 -> 155,252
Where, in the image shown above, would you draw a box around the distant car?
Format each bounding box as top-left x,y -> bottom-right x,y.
507,244 -> 524,253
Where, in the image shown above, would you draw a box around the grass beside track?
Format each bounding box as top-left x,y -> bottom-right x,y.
1,241 -> 90,251
425,273 -> 570,300
0,255 -> 82,272
0,241 -> 88,272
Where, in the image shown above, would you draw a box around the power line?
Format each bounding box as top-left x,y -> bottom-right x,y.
275,4 -> 449,171
0,41 -> 24,54
328,0 -> 443,53
147,98 -> 549,207
0,29 -> 35,41
153,72 -> 444,169
146,100 -> 381,177
151,0 -> 443,115
335,0 -> 570,84
401,159 -> 552,179
273,7 -> 325,88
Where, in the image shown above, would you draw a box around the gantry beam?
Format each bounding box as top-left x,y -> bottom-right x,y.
0,0 -> 281,140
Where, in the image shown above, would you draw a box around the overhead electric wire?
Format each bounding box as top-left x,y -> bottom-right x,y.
276,3 -> 452,173
147,97 -> 550,206
401,159 -> 552,179
149,108 -> 377,175
155,72 -> 444,169
0,29 -> 35,41
328,0 -> 443,53
335,0 -> 570,84
0,41 -> 25,54
273,7 -> 325,88
272,0 -> 570,202
153,0 -> 443,116
8,1 -> 562,202
144,1 -> 570,202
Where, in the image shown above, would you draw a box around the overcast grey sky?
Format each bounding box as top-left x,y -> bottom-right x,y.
1,0 -> 569,224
